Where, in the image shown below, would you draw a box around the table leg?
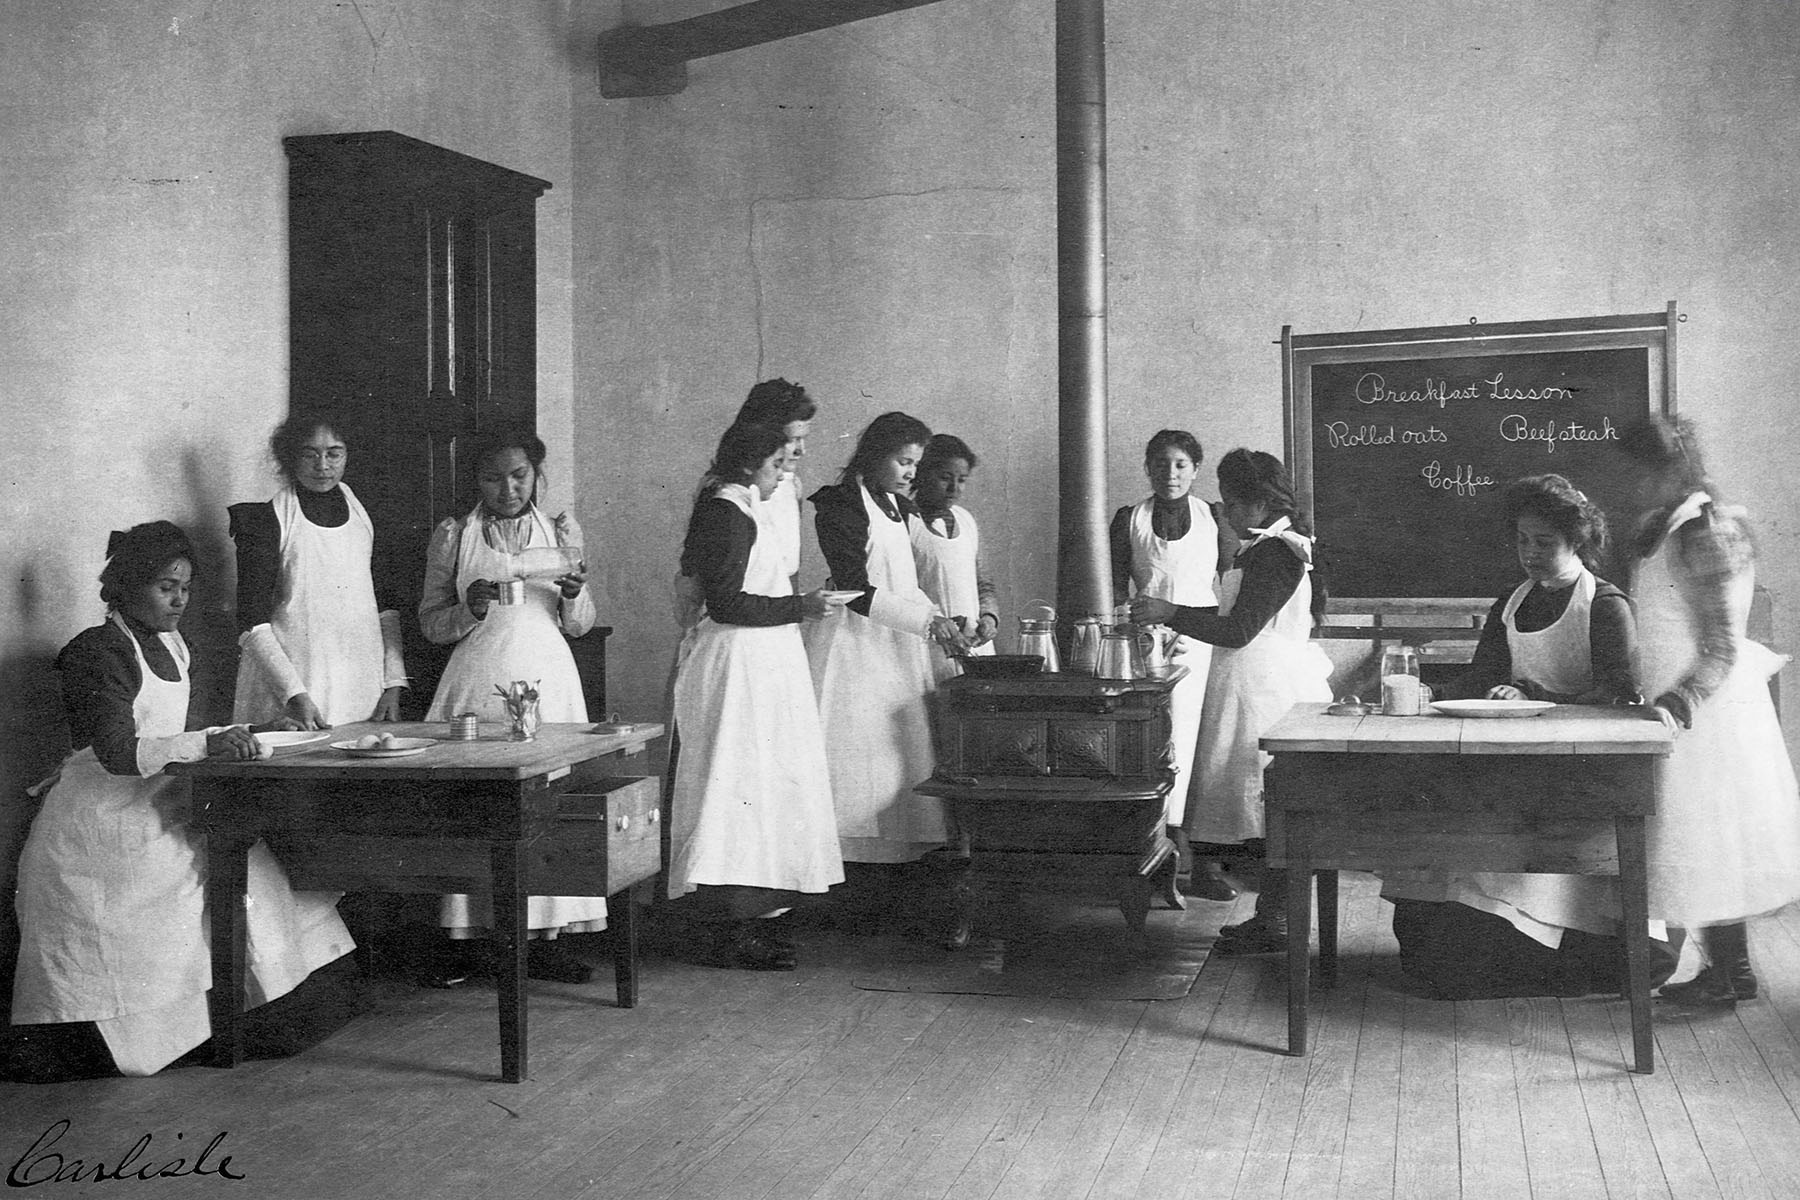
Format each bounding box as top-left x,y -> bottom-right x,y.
492,841 -> 529,1083
613,882 -> 640,1009
1316,869 -> 1339,989
1616,815 -> 1655,1074
206,831 -> 253,1069
1286,832 -> 1312,1058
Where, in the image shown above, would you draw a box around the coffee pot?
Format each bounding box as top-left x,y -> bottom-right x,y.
1137,624 -> 1172,675
1016,600 -> 1061,673
1095,626 -> 1142,679
1068,616 -> 1104,675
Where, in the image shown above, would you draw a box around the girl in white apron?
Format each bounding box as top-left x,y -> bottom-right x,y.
12,523 -> 352,1079
806,412 -> 970,865
231,416 -> 407,729
1128,449 -> 1333,954
418,430 -> 606,982
1381,475 -> 1664,998
910,434 -> 999,685
669,422 -> 844,969
1109,429 -> 1227,896
1619,417 -> 1800,1007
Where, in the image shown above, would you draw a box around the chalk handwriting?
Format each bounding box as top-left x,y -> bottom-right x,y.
8,1119 -> 245,1185
1497,413 -> 1619,453
1486,373 -> 1573,402
1355,373 -> 1482,409
1323,422 -> 1449,449
1420,461 -> 1496,496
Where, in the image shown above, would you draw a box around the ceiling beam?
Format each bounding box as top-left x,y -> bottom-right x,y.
598,0 -> 957,98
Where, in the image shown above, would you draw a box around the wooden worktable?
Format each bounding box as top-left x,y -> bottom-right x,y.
172,720 -> 663,1083
1261,701 -> 1672,1072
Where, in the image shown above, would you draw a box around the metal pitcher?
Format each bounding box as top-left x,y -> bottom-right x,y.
1068,616 -> 1103,675
1095,628 -> 1139,679
1017,600 -> 1061,673
1138,624 -> 1172,675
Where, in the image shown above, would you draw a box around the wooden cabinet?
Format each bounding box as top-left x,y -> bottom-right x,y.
284,131 -> 554,714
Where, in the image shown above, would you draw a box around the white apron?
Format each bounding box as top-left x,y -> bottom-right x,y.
1639,496 -> 1800,926
911,504 -> 994,685
425,505 -> 587,724
1449,570 -> 1632,943
428,505 -> 605,934
805,485 -> 947,862
233,485 -> 386,726
1186,522 -> 1333,844
668,486 -> 843,896
764,472 -> 803,581
1127,496 -> 1219,825
14,615 -> 352,1074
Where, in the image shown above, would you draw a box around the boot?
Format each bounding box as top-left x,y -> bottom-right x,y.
1215,868 -> 1289,955
1187,860 -> 1239,902
713,921 -> 797,971
1658,923 -> 1758,1006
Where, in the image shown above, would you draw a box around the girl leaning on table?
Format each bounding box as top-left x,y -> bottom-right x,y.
1127,449 -> 1333,954
8,523 -> 356,1082
1618,415 -> 1800,1008
418,427 -> 605,985
807,412 -> 971,873
668,420 -> 847,970
1381,474 -> 1673,999
1109,429 -> 1235,899
230,413 -> 409,729
910,433 -> 1000,683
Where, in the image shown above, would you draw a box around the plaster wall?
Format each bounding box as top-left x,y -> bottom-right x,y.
572,0 -> 1800,765
0,1 -> 579,967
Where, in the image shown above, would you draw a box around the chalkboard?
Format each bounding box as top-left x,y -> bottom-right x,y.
1284,307 -> 1675,600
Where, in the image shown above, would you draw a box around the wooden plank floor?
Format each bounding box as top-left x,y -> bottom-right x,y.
8,875 -> 1800,1199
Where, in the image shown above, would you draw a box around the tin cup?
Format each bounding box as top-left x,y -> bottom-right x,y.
448,713 -> 479,741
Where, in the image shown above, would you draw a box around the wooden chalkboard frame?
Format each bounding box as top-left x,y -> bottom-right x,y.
1283,303 -> 1676,614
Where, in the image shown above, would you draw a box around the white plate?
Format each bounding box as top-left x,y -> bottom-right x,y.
589,722 -> 643,736
820,589 -> 863,603
1430,699 -> 1557,719
255,730 -> 331,754
330,736 -> 439,758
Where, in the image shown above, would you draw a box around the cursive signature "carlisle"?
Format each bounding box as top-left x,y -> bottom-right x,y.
8,1120 -> 245,1185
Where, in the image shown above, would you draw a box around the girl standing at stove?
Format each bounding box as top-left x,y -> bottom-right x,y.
807,412 -> 970,868
910,433 -> 999,684
1110,429 -> 1233,898
1128,448 -> 1333,954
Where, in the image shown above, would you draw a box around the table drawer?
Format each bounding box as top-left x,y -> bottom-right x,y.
269,776 -> 663,897
541,776 -> 661,895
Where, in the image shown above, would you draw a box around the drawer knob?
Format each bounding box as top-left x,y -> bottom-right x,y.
648,809 -> 659,825
614,815 -> 630,832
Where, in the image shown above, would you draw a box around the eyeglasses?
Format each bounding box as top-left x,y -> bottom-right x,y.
298,449 -> 347,465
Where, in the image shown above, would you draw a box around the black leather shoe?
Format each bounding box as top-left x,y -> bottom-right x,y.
1658,968 -> 1756,1007
716,923 -> 797,971
1214,912 -> 1289,955
525,940 -> 595,984
1185,860 -> 1239,902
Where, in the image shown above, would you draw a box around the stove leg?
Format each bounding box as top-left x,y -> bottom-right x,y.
942,862 -> 975,951
1154,850 -> 1185,911
1120,879 -> 1152,934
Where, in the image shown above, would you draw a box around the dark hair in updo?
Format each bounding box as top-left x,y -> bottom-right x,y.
1503,474 -> 1608,570
702,421 -> 789,494
919,433 -> 978,475
1217,448 -> 1309,537
841,412 -> 932,485
468,427 -> 548,474
99,521 -> 195,608
1144,429 -> 1203,468
1619,414 -> 1711,497
268,411 -> 345,485
736,378 -> 817,427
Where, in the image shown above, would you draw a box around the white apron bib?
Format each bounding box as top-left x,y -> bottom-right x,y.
1127,496 -> 1219,825
805,485 -> 947,862
911,504 -> 994,685
1187,523 -> 1333,844
1452,569 -> 1630,943
15,615 -> 351,1073
425,505 -> 587,723
669,486 -> 843,895
429,505 -> 605,934
1638,497 -> 1800,926
233,484 -> 386,726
